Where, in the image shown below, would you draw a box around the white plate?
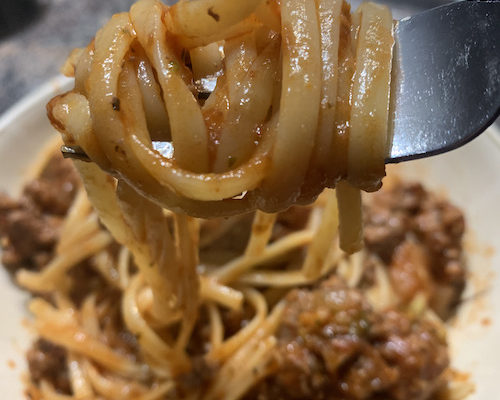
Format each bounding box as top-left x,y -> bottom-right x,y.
0,76 -> 499,398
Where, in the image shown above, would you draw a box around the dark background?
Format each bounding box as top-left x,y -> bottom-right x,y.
0,0 -> 487,114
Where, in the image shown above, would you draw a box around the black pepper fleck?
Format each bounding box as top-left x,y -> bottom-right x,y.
207,7 -> 220,22
111,97 -> 121,111
114,145 -> 126,158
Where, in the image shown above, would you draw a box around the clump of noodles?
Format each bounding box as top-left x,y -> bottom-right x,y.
48,0 -> 394,254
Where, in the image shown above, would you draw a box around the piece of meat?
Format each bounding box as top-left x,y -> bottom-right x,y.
0,154 -> 79,272
339,346 -> 398,399
24,154 -> 80,216
247,278 -> 448,400
363,182 -> 466,318
372,311 -> 449,400
0,192 -> 21,226
363,182 -> 425,263
389,240 -> 435,305
0,203 -> 60,271
27,339 -> 70,394
414,196 -> 465,287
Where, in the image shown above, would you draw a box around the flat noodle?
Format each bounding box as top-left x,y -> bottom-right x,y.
206,336 -> 277,400
254,0 -> 281,32
39,382 -> 75,400
190,42 -> 223,81
80,295 -> 100,336
173,14 -> 262,49
204,301 -> 285,400
56,190 -> 97,253
331,1 -> 355,178
213,34 -> 277,172
207,302 -> 224,349
118,246 -> 131,289
84,360 -> 147,399
132,45 -> 171,141
307,0 -> 343,180
302,189 -> 339,278
336,180 -> 363,253
131,0 -> 210,172
92,250 -> 122,289
211,229 -> 315,284
68,354 -> 94,398
88,13 -> 138,174
48,92 -> 109,169
336,250 -> 364,287
239,234 -> 342,287
200,278 -> 244,310
169,0 -> 263,38
206,288 -> 267,362
244,211 -> 277,257
347,2 -> 394,191
122,274 -> 190,375
116,181 -> 181,323
172,213 -> 200,350
259,0 -> 322,209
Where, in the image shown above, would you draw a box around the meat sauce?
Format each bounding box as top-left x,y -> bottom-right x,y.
245,278 -> 449,400
0,154 -> 79,271
0,156 -> 465,399
363,182 -> 465,318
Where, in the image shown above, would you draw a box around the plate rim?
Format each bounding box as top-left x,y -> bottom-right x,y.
0,75 -> 72,133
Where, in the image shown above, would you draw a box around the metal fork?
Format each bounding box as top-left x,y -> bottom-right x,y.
61,1 -> 500,164
387,0 -> 499,163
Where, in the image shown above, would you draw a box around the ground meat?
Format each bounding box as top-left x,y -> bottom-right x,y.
363,182 -> 425,262
0,154 -> 79,272
363,182 -> 466,318
27,339 -> 71,394
389,240 -> 435,305
174,357 -> 217,398
247,278 -> 448,400
414,195 -> 465,285
371,311 -> 449,400
0,199 -> 60,270
23,155 -> 80,216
